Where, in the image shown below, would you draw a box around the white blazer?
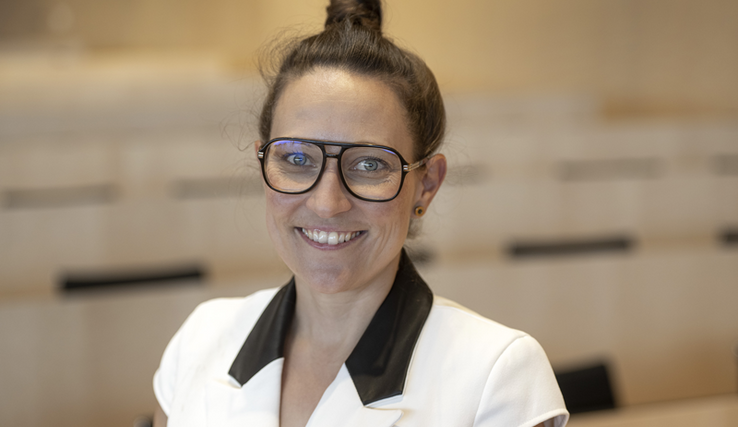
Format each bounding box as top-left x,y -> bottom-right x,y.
154,253 -> 568,427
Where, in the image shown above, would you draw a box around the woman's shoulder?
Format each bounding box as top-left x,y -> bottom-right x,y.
406,295 -> 567,426
424,295 -> 544,363
175,287 -> 282,343
429,296 -> 528,339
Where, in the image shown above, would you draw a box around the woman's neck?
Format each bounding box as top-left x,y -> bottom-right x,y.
278,252 -> 401,427
290,252 -> 400,349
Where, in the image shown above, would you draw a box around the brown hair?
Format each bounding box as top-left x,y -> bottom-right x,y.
258,0 -> 445,162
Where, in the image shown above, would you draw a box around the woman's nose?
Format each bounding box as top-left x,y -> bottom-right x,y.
305,159 -> 352,218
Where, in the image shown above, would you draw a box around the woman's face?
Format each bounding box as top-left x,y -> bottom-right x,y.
259,67 -> 443,296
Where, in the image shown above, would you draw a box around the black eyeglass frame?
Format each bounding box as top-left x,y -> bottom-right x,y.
257,137 -> 429,202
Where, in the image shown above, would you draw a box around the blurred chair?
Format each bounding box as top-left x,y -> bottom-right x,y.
555,361 -> 616,414
133,415 -> 153,427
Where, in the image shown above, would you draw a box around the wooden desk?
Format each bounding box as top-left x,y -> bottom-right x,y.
567,394 -> 738,427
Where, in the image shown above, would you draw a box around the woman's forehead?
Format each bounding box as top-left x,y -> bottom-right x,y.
271,68 -> 414,156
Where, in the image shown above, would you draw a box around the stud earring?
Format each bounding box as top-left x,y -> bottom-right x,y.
414,206 -> 425,217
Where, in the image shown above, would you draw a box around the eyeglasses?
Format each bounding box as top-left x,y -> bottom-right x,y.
257,137 -> 428,202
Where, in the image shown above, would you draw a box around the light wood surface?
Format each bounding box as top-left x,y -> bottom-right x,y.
567,394 -> 738,427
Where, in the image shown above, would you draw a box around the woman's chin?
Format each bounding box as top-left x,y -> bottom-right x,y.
293,267 -> 361,295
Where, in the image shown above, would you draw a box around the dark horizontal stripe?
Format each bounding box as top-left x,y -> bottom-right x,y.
170,177 -> 262,199
559,158 -> 661,181
507,236 -> 634,259
3,184 -> 117,209
712,154 -> 738,176
721,229 -> 738,246
61,264 -> 206,292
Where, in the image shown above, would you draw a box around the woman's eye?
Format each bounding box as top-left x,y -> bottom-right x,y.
356,159 -> 382,171
286,153 -> 309,166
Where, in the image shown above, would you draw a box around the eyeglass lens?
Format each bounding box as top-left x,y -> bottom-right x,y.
263,140 -> 404,201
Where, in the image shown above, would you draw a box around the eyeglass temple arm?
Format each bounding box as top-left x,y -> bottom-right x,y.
404,157 -> 429,172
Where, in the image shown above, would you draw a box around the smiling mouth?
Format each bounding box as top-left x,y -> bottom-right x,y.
301,228 -> 363,246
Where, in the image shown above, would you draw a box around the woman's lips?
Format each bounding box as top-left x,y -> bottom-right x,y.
301,228 -> 363,246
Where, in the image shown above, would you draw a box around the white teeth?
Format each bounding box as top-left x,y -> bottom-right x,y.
328,232 -> 338,245
301,228 -> 361,245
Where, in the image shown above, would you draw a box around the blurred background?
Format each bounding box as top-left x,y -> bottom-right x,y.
1,0 -> 737,426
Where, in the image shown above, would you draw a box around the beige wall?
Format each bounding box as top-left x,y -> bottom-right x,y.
1,1 -> 738,426
3,0 -> 738,116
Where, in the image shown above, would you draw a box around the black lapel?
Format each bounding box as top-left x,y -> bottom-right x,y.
346,249 -> 433,405
228,278 -> 296,386
228,250 -> 434,406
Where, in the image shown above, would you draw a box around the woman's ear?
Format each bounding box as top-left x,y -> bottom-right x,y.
414,153 -> 447,212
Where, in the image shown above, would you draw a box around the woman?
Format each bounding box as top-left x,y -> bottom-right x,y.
154,1 -> 569,426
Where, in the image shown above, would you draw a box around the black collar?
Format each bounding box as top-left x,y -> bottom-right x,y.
228,250 -> 433,405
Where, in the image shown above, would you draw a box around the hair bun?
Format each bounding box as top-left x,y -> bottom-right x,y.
325,0 -> 382,33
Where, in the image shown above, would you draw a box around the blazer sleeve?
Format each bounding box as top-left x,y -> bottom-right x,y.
152,301 -> 211,416
153,322 -> 183,416
472,335 -> 569,427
